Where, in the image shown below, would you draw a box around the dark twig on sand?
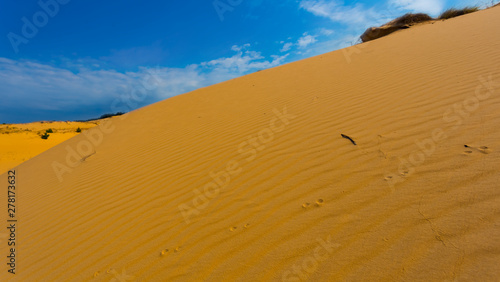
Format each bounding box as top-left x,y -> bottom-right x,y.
341,134 -> 357,146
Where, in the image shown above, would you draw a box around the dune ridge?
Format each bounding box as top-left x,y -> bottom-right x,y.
1,6 -> 500,281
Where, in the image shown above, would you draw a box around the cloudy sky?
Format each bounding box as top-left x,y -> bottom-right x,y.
0,0 -> 493,123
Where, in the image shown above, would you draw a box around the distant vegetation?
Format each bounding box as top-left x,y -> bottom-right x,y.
75,112 -> 126,122
98,112 -> 126,119
360,6 -> 480,42
46,129 -> 54,133
41,132 -> 50,140
76,127 -> 82,133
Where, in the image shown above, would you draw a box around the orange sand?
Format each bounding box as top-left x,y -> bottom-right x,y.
0,121 -> 99,175
1,6 -> 499,281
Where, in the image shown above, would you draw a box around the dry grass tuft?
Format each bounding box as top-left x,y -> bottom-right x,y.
387,13 -> 434,26
438,7 -> 479,19
360,6 -> 482,43
360,13 -> 433,43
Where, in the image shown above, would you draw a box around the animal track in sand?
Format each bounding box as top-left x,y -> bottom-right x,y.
464,145 -> 492,155
400,170 -> 410,177
229,224 -> 251,232
303,199 -> 324,209
479,146 -> 491,154
160,246 -> 181,257
315,199 -> 324,207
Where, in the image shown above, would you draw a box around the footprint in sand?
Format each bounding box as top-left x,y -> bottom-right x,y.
160,247 -> 181,256
479,146 -> 492,154
93,271 -> 100,278
303,200 -> 324,208
464,145 -> 492,155
244,223 -> 250,229
230,226 -> 238,232
314,199 -> 324,207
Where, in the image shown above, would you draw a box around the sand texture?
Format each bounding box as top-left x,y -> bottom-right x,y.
0,121 -> 99,175
1,6 -> 499,281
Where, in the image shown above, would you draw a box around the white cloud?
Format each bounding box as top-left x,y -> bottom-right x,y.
201,49 -> 288,73
231,43 -> 251,52
302,33 -> 361,56
297,33 -> 318,48
0,46 -> 289,122
280,42 -> 293,52
320,28 -> 334,36
389,0 -> 445,15
299,0 -> 380,25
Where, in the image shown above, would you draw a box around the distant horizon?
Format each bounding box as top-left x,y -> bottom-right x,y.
1,111 -> 127,124
1,0 -> 494,123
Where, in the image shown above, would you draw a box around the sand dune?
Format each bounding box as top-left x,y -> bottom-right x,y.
0,121 -> 99,175
1,6 -> 500,281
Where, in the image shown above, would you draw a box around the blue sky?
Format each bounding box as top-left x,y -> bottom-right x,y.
0,0 -> 493,123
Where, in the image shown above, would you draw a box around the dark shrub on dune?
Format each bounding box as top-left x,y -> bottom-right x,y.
438,7 -> 479,19
386,13 -> 433,26
360,13 -> 433,42
360,6 -> 482,43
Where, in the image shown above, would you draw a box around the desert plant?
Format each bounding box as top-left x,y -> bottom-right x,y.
387,13 -> 433,26
76,127 -> 82,133
438,7 -> 479,19
46,128 -> 54,133
41,133 -> 50,140
360,13 -> 433,42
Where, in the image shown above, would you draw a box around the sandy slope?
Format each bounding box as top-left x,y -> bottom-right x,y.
1,6 -> 500,281
0,121 -> 99,175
